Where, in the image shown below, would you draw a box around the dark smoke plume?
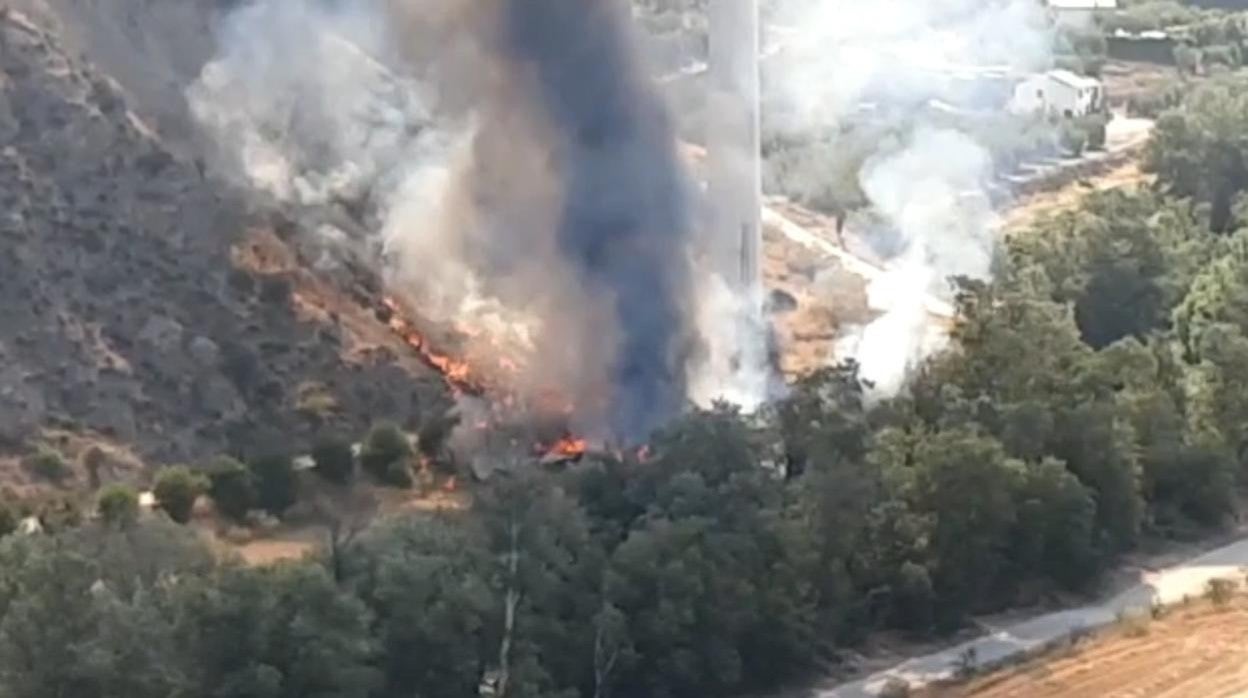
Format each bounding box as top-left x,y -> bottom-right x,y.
190,0 -> 702,443
484,0 -> 700,441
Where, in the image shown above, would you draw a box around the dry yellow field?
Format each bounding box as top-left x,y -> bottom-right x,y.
928,600 -> 1248,698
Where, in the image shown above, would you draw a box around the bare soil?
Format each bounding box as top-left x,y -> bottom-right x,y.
926,598 -> 1248,698
998,159 -> 1153,234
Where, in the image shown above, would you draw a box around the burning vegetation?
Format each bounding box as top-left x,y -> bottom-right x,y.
378,295 -> 590,462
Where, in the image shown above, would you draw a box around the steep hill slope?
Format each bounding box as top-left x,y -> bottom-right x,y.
0,7 -> 442,467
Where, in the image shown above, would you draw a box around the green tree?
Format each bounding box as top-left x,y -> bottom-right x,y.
170,563 -> 380,698
248,453 -> 298,517
602,408 -> 819,696
0,520 -> 212,698
360,423 -> 413,488
206,456 -> 256,522
909,428 -> 1021,625
27,445 -> 70,484
1012,458 -> 1099,589
152,465 -> 208,524
311,435 -> 355,484
476,469 -> 599,698
1174,232 -> 1248,360
96,485 -> 139,529
1008,190 -> 1210,349
1145,78 -> 1248,232
1188,324 -> 1248,470
346,516 -> 495,698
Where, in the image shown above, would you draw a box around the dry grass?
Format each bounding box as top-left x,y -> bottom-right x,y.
998,160 -> 1153,235
925,597 -> 1248,698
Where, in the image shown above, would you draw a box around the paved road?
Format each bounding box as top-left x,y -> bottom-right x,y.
813,537 -> 1248,697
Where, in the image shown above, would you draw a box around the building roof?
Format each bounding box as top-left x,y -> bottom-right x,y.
1047,68 -> 1101,90
1048,0 -> 1119,9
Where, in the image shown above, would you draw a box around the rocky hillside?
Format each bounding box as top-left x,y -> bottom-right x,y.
0,6 -> 443,468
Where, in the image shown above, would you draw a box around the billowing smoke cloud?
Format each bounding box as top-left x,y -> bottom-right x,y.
850,128 -> 995,394
490,0 -> 699,440
765,0 -> 1052,394
189,0 -> 699,443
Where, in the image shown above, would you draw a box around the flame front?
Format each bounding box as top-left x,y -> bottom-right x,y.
382,297 -> 482,395
542,436 -> 588,460
381,295 -> 593,462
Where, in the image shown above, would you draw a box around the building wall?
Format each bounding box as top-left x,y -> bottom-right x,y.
1107,36 -> 1177,64
1009,74 -> 1102,117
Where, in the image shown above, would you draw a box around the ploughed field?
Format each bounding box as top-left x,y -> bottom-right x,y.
929,599 -> 1248,698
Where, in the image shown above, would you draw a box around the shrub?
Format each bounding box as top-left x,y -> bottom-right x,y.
153,465 -> 208,524
97,484 -> 139,528
360,423 -> 413,488
0,498 -> 17,538
35,494 -> 83,533
295,382 -> 339,419
311,435 -> 355,485
248,454 -> 298,516
207,456 -> 256,522
27,445 -> 70,484
1206,577 -> 1236,607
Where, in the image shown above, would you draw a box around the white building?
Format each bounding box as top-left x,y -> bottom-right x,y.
1047,0 -> 1120,27
1009,69 -> 1104,118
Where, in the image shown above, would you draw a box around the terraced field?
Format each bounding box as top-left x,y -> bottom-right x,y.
930,600 -> 1248,698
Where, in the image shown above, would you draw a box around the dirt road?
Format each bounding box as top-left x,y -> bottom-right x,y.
814,537 -> 1248,697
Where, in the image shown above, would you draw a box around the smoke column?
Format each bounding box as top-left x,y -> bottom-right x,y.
189,0 -> 700,443
764,0 -> 1052,395
486,0 -> 698,441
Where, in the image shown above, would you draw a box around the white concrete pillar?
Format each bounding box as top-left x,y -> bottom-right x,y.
707,0 -> 762,293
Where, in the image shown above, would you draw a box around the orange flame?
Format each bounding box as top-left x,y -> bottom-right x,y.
381,295 -> 595,463
539,436 -> 588,461
382,297 -> 481,395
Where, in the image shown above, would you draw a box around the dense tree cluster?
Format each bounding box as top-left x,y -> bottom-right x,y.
1145,76 -> 1248,232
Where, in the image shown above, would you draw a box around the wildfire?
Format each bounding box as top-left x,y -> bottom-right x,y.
379,295 -> 592,463
381,297 -> 482,395
539,435 -> 589,461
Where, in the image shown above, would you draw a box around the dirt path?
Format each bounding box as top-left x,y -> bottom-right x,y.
998,116 -> 1155,234
998,158 -> 1152,234
927,599 -> 1248,698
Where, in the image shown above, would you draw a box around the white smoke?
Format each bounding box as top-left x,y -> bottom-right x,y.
688,275 -> 773,411
187,0 -> 435,208
848,128 -> 996,394
186,0 -> 538,340
765,0 -> 1052,394
188,0 -> 707,440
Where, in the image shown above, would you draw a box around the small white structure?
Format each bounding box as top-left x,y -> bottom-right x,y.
1009,69 -> 1104,118
1047,0 -> 1120,27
